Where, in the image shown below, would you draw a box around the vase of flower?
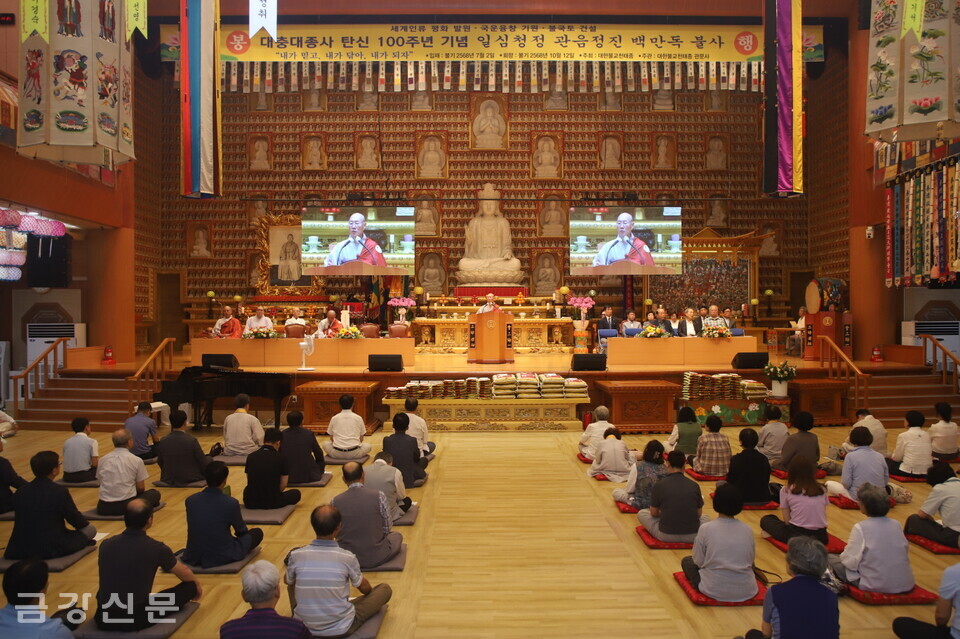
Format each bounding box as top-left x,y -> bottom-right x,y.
764,361 -> 797,397
771,380 -> 788,397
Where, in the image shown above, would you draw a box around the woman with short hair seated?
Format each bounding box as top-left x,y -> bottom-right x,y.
760,456 -> 829,545
888,410 -> 934,479
612,440 -> 667,510
588,427 -> 633,482
681,483 -> 758,602
737,536 -> 840,639
828,482 -> 915,594
930,402 -> 959,462
663,406 -> 701,456
725,428 -> 772,505
774,411 -> 819,471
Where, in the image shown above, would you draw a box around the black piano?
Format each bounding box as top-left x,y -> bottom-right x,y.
154,366 -> 292,429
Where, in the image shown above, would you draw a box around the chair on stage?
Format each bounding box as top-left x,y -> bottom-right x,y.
387,323 -> 410,338
284,324 -> 306,339
730,328 -> 745,336
359,323 -> 382,338
597,329 -> 618,354
624,328 -> 642,337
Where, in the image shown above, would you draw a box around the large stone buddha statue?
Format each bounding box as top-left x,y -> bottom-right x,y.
455,183 -> 524,285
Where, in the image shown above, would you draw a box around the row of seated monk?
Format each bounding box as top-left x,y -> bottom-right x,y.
575,403 -> 960,639
210,306 -> 411,339
0,394 -> 437,637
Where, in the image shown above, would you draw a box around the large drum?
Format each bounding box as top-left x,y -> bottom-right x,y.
805,278 -> 847,314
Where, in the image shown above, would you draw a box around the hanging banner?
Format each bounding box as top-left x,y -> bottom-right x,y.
762,0 -> 804,196
126,0 -> 147,41
249,0 -> 277,41
160,23 -> 824,64
20,0 -> 48,42
885,186 -> 894,287
900,0 -> 923,39
180,0 -> 221,197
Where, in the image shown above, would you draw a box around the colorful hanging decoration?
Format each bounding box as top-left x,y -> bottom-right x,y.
180,0 -> 222,197
762,0 -> 804,196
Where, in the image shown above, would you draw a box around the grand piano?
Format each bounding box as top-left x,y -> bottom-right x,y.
154,366 -> 292,429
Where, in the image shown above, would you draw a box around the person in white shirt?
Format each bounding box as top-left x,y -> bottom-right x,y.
930,402 -> 959,461
222,394 -> 265,457
620,311 -> 643,336
284,307 -> 307,326
322,394 -> 371,460
364,452 -> 411,522
96,429 -> 161,516
904,463 -> 960,548
62,417 -> 99,483
888,410 -> 934,478
785,306 -> 806,355
476,293 -> 499,314
839,409 -> 888,457
403,398 -> 436,455
244,307 -> 274,334
579,405 -> 613,461
702,305 -> 726,328
0,409 -> 17,439
756,406 -> 790,464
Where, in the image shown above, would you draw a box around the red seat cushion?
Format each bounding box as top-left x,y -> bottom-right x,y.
889,473 -> 927,483
829,494 -> 896,510
635,525 -> 693,549
616,501 -> 640,514
686,469 -> 726,481
708,493 -> 778,510
765,534 -> 847,554
771,468 -> 826,480
847,584 -> 938,605
576,453 -> 593,464
673,572 -> 766,606
906,534 -> 960,555
593,473 -> 609,481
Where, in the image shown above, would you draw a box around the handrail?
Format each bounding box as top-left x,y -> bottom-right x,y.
917,334 -> 960,392
126,338 -> 176,409
9,337 -> 72,419
817,335 -> 872,412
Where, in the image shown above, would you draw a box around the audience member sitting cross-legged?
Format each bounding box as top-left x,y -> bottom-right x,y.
404,398 -> 436,457
383,413 -> 427,488
0,437 -> 26,514
365,452 -> 412,523
903,462 -> 960,549
756,405 -> 790,466
760,455 -> 830,545
588,426 -> 634,482
825,426 -> 889,503
280,410 -> 325,484
0,559 -> 74,637
828,482 -> 916,594
285,505 -> 393,637
836,408 -> 888,458
96,428 -> 162,516
613,440 -> 667,510
124,401 -> 160,461
888,410 -> 934,479
330,462 -> 403,570
322,394 -> 372,462
681,483 -> 758,603
182,461 -> 264,569
637,450 -> 710,544
94,499 -> 201,631
930,402 -> 959,462
774,411 -> 820,472
736,536 -> 840,639
663,407 -> 701,456
690,415 -> 731,477
892,561 -> 960,639
61,417 -> 99,484
723,428 -> 772,505
579,405 -> 614,460
157,409 -> 219,487
220,560 -> 311,639
4,450 -> 96,560
223,393 -> 266,457
244,428 -> 302,510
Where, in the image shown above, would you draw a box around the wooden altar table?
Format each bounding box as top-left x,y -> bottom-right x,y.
412,317 -> 573,352
605,336 -> 758,366
596,380 -> 681,433
382,397 -> 586,431
297,381 -> 381,434
190,338 -> 415,368
788,378 -> 850,427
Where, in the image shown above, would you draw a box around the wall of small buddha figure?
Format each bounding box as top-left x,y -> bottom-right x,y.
157,67 -> 813,307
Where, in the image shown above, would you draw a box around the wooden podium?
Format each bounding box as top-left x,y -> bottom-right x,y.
467,311 -> 514,364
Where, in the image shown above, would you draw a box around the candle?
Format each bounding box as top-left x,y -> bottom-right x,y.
425,293 -> 430,301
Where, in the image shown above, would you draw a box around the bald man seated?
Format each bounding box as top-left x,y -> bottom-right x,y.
96,429 -> 162,516
329,463 -> 403,570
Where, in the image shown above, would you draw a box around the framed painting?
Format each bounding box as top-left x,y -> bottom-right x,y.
415,247 -> 449,296
415,131 -> 448,180
247,133 -> 273,172
301,133 -> 327,171
650,133 -> 677,170
186,222 -> 213,259
530,131 -> 563,180
354,132 -> 381,171
469,93 -> 509,150
704,133 -> 730,171
529,248 -> 565,297
704,192 -> 730,229
536,189 -> 570,238
253,213 -> 321,295
409,190 -> 441,237
598,132 -> 624,171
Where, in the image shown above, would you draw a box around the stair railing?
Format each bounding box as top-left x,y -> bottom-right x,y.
9,337 -> 73,419
126,338 -> 176,409
917,334 -> 960,392
818,336 -> 872,411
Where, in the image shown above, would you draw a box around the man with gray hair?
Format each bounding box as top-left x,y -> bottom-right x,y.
737,536 -> 839,639
579,405 -> 613,461
96,429 -> 161,516
223,394 -> 265,457
219,560 -> 311,639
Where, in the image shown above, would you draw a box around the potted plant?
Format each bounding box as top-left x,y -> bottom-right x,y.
568,295 -> 595,330
388,296 -> 416,323
764,360 -> 797,397
638,325 -> 670,338
701,325 -> 732,339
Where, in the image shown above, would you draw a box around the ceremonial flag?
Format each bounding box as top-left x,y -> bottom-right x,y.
180,0 -> 221,197
762,0 -> 803,196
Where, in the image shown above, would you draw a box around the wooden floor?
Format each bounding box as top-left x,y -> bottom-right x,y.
0,426 -> 948,638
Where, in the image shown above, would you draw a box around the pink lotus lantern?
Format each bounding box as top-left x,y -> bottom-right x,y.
0,209 -> 22,229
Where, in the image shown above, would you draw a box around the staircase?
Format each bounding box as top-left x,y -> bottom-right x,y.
15,376 -> 134,431
859,370 -> 960,427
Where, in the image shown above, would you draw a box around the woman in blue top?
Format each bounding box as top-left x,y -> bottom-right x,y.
612,440 -> 667,509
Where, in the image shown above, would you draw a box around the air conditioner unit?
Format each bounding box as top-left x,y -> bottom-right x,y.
26,323 -> 87,367
904,321 -> 960,372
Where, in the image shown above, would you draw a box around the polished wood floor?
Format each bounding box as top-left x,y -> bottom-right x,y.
0,426 -> 949,638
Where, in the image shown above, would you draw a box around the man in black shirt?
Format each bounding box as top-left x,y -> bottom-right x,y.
4,450 -> 96,560
0,438 -> 26,514
637,450 -> 710,543
382,413 -> 427,489
280,410 -> 325,484
157,410 -> 220,486
243,428 -> 301,509
724,428 -> 773,504
95,499 -> 201,631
